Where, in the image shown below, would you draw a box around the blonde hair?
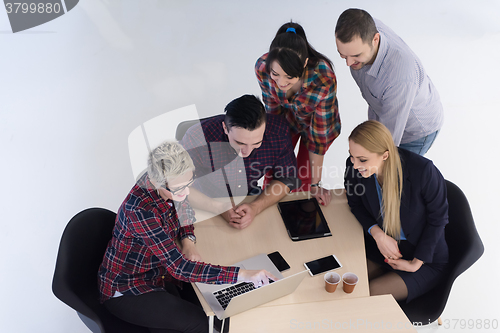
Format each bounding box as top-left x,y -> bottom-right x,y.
147,141 -> 194,189
349,120 -> 403,240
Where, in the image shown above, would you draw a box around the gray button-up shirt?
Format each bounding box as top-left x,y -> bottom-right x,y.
351,19 -> 444,145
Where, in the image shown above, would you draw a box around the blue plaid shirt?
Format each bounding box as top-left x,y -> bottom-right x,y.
180,114 -> 298,197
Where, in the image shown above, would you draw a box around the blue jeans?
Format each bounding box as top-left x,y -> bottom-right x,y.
399,130 -> 439,156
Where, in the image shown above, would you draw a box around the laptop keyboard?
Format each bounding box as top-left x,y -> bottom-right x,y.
213,279 -> 274,310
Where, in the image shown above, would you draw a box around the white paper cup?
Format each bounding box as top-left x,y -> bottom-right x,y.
324,272 -> 341,293
342,272 -> 359,293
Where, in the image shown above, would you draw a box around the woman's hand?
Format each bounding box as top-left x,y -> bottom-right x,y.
386,258 -> 423,272
181,237 -> 201,261
310,186 -> 332,206
237,269 -> 277,288
371,226 -> 402,260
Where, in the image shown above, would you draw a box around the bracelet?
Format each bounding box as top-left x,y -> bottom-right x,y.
182,234 -> 197,244
310,181 -> 322,187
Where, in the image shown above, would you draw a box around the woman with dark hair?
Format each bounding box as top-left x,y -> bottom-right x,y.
255,21 -> 341,206
344,120 -> 449,302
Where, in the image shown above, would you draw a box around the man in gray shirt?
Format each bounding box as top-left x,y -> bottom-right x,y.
335,8 -> 443,155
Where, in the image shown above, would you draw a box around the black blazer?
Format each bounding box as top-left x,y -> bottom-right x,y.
344,148 -> 449,264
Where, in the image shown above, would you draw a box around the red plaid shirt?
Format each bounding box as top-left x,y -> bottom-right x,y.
98,173 -> 239,303
255,53 -> 341,155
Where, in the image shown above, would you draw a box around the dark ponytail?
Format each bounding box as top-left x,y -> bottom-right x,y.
265,21 -> 333,78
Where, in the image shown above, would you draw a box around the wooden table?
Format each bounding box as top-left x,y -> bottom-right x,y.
193,190 -> 369,313
230,294 -> 417,332
192,190 -> 415,332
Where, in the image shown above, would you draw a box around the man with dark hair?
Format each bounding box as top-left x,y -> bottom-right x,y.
335,8 -> 444,155
180,94 -> 299,229
224,94 -> 267,132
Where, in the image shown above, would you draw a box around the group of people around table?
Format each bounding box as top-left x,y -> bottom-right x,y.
98,9 -> 449,333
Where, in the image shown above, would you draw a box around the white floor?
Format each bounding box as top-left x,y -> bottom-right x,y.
1,1 -> 498,332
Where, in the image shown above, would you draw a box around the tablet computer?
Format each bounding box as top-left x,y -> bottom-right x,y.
277,198 -> 332,241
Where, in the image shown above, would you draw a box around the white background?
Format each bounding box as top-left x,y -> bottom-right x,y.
1,1 -> 498,332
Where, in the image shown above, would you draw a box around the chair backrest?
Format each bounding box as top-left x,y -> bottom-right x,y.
176,119 -> 201,141
398,180 -> 484,324
444,180 -> 484,278
52,208 -> 148,333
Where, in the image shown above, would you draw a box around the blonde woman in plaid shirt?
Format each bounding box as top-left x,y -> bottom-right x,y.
98,141 -> 275,332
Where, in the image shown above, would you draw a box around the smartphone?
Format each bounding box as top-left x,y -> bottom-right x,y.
304,255 -> 342,276
267,251 -> 291,272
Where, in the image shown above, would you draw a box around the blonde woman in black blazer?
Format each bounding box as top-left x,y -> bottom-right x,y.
344,120 -> 448,302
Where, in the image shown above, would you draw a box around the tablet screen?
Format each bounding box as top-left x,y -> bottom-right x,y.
278,198 -> 331,241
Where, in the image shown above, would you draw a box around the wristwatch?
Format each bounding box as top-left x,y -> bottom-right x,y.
310,181 -> 322,187
185,234 -> 197,244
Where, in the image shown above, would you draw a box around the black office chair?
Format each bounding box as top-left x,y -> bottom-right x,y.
176,118 -> 209,141
398,180 -> 484,325
52,208 -> 149,333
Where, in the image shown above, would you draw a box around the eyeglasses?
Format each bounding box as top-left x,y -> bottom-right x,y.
162,175 -> 195,195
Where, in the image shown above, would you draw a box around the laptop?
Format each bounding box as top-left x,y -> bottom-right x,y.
195,253 -> 308,320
